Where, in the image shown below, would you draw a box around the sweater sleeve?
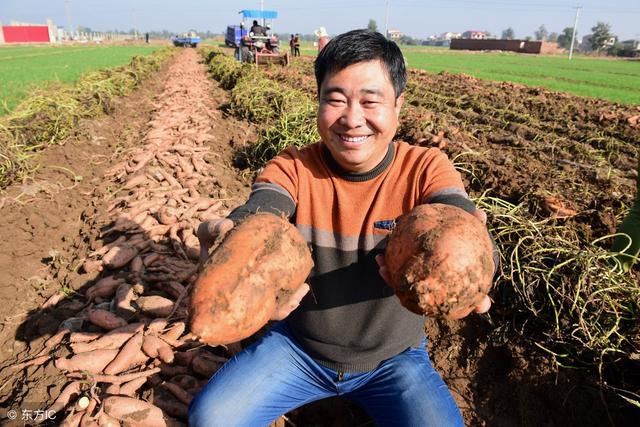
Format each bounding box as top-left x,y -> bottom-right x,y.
227,148 -> 300,225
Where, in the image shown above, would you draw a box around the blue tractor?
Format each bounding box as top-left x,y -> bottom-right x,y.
224,9 -> 289,66
171,31 -> 201,48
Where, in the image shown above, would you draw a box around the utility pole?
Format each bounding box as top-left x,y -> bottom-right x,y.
384,0 -> 390,39
260,0 -> 264,27
64,0 -> 74,40
569,5 -> 581,60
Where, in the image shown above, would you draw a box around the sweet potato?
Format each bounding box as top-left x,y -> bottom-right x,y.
102,245 -> 140,269
136,296 -> 174,318
55,349 -> 119,373
60,411 -> 84,427
104,331 -> 144,375
49,381 -> 82,414
189,213 -> 313,345
384,203 -> 494,318
87,309 -> 129,330
103,396 -> 172,426
118,377 -> 148,396
142,335 -> 174,363
191,350 -> 225,378
97,412 -> 121,427
71,323 -> 144,353
86,276 -> 126,301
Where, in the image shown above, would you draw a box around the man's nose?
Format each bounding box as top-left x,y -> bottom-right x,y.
340,102 -> 365,128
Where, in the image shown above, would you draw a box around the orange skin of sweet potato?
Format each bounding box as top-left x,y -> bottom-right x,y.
189,213 -> 313,345
384,203 -> 494,318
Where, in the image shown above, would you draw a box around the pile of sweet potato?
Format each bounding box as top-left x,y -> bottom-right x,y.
190,213 -> 313,345
11,50 -> 237,426
385,203 -> 494,318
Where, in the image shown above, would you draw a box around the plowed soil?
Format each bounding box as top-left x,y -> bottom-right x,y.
0,49 -> 637,426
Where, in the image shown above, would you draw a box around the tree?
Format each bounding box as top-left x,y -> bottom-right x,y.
501,27 -> 515,40
534,25 -> 548,41
591,21 -> 614,51
547,32 -> 558,42
367,19 -> 378,32
557,27 -> 576,49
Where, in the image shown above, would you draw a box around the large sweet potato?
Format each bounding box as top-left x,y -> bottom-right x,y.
189,213 -> 313,345
385,203 -> 494,318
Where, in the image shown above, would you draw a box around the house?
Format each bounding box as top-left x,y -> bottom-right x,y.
387,29 -> 402,40
621,39 -> 640,51
580,34 -> 616,52
462,30 -> 487,39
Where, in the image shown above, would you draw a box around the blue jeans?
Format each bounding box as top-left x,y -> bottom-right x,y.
189,322 -> 463,427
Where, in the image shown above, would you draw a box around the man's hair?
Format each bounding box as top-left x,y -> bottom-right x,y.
314,29 -> 406,98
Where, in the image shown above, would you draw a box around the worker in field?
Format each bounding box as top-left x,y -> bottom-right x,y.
250,19 -> 266,36
315,26 -> 330,52
190,29 -> 496,426
289,34 -> 295,55
293,33 -> 301,56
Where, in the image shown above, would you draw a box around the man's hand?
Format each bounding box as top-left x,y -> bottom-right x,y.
196,218 -> 234,265
376,207 -> 493,320
270,283 -> 310,321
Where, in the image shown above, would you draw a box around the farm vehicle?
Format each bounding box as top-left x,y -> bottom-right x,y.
225,9 -> 289,66
171,31 -> 201,48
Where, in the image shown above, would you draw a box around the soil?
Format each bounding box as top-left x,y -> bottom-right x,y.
0,49 -> 637,426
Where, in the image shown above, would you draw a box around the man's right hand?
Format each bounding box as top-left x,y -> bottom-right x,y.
196,218 -> 234,265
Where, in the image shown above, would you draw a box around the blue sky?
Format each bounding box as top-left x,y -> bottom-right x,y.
2,1 -> 639,40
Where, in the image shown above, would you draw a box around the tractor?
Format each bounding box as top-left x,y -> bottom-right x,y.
225,9 -> 289,66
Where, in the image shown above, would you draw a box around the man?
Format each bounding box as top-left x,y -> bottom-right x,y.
189,29 -> 495,426
250,19 -> 266,36
293,33 -> 301,56
289,34 -> 295,56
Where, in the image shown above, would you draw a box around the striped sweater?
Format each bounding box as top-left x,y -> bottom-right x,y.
228,141 -> 481,372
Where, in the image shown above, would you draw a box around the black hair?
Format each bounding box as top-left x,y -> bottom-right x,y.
253,20 -> 258,26
314,29 -> 406,98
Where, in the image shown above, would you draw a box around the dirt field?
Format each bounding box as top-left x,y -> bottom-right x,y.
0,49 -> 637,426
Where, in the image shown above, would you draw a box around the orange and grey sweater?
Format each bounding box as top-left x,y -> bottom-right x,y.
228,141 -> 488,372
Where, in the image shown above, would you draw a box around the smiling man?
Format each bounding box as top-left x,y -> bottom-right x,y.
190,29 -> 495,426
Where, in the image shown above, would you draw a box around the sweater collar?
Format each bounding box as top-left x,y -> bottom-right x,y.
321,143 -> 395,182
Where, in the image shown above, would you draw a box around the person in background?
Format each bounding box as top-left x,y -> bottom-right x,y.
293,33 -> 301,56
315,26 -> 330,52
290,34 -> 295,56
250,19 -> 266,36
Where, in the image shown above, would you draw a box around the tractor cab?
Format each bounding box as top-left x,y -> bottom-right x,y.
236,9 -> 289,66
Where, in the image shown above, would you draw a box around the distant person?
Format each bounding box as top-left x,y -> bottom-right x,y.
293,33 -> 301,56
315,26 -> 329,52
145,32 -> 149,43
290,34 -> 295,55
250,20 -> 266,36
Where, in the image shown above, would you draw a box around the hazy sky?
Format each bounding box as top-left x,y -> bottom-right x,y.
2,0 -> 639,41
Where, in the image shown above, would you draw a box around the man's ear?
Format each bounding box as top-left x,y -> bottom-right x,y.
395,93 -> 404,116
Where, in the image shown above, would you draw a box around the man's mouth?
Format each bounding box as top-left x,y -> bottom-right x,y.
339,134 -> 370,146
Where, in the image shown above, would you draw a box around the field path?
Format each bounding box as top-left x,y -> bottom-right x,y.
0,48 -> 252,425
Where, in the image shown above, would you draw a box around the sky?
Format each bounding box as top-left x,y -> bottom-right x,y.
2,0 -> 639,41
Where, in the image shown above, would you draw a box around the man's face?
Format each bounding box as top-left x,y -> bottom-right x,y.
317,60 -> 404,173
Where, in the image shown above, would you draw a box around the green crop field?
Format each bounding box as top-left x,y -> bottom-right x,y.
402,46 -> 640,105
299,43 -> 639,105
0,44 -> 160,114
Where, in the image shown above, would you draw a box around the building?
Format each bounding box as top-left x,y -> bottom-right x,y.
462,30 -> 487,39
0,19 -> 58,44
387,29 -> 402,41
580,34 -> 616,52
621,39 -> 640,52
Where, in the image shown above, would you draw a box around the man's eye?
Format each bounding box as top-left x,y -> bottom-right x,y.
327,99 -> 345,105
